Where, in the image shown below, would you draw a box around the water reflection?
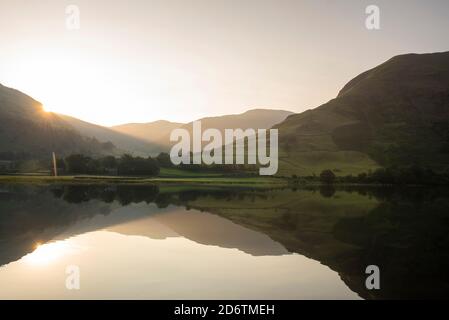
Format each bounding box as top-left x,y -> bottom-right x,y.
2,231 -> 360,299
0,184 -> 448,299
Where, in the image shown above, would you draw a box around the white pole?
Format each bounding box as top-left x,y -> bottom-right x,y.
52,152 -> 58,177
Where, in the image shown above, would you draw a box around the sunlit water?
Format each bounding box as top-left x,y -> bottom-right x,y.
0,230 -> 358,299
0,202 -> 358,299
1,185 -> 448,299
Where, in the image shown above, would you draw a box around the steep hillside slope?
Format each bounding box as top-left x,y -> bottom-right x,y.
276,52 -> 449,176
0,83 -> 116,158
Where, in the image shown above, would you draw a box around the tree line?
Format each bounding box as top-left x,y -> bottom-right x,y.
341,166 -> 449,185
154,152 -> 258,176
290,166 -> 449,186
63,154 -> 160,176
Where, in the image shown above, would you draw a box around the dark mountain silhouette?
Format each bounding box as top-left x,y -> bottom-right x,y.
4,51 -> 449,172
0,83 -> 117,158
276,51 -> 449,176
0,82 -> 293,158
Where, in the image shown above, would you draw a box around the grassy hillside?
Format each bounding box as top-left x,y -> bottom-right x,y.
276,51 -> 449,176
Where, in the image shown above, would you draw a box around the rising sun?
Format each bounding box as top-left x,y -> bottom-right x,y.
42,104 -> 52,113
23,240 -> 80,266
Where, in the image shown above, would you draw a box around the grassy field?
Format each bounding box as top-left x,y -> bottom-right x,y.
277,150 -> 380,177
0,173 -> 287,187
159,167 -> 225,178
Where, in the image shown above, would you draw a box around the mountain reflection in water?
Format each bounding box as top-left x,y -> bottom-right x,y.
0,184 -> 448,299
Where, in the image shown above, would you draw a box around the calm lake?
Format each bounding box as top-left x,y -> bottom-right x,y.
0,184 -> 448,299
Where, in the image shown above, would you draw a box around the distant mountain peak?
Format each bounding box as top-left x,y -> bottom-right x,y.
243,108 -> 294,114
111,108 -> 294,149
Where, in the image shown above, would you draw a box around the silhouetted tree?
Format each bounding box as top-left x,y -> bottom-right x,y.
320,169 -> 336,184
117,154 -> 160,176
65,154 -> 92,174
156,152 -> 173,168
64,154 -> 159,176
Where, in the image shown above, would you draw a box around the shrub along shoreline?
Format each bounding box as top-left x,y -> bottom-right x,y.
2,153 -> 449,186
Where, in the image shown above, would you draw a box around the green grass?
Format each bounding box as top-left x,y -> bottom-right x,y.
159,167 -> 224,178
0,174 -> 287,187
277,150 -> 380,177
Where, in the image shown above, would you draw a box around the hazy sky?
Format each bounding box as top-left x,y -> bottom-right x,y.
0,0 -> 448,126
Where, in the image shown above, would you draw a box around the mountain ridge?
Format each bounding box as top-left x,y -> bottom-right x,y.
112,108 -> 294,150
1,81 -> 294,159
0,83 -> 118,158
276,51 -> 449,176
58,114 -> 162,156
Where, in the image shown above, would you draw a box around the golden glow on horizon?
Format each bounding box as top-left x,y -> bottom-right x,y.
1,1 -> 447,126
24,240 -> 81,266
4,49 -> 209,126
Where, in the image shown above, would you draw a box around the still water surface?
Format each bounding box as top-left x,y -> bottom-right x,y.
0,184 -> 448,299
